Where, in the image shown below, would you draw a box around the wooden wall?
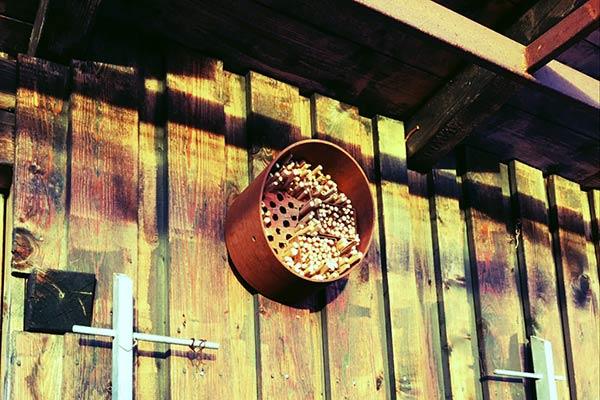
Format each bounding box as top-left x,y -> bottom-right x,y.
0,50 -> 598,400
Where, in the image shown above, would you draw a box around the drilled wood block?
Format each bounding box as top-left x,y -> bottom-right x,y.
24,269 -> 96,334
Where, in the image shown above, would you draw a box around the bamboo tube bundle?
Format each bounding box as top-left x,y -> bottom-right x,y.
226,139 -> 374,303
260,154 -> 363,280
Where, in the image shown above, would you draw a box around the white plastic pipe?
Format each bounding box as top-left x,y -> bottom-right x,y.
72,325 -> 220,350
132,332 -> 220,350
493,369 -> 543,380
113,274 -> 133,400
73,325 -> 115,337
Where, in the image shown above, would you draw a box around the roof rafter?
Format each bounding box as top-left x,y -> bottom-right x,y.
354,0 -> 599,171
28,0 -> 103,61
526,0 -> 600,72
357,0 -> 599,109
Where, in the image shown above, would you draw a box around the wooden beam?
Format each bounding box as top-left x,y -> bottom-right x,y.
27,0 -> 49,56
0,14 -> 31,55
404,0 -> 590,171
526,0 -> 600,72
357,0 -> 599,109
32,0 -> 102,61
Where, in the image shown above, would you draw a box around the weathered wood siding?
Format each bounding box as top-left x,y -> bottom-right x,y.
0,53 -> 598,400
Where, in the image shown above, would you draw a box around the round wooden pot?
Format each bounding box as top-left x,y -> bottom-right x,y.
225,139 -> 374,304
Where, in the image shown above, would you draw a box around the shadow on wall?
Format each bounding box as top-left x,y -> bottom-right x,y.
17,60 -> 596,314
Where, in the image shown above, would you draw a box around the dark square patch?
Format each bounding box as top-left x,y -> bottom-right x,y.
24,269 -> 96,334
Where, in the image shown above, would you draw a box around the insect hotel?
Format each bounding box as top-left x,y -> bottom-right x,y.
0,0 -> 597,399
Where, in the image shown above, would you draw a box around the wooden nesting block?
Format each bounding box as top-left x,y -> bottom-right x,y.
262,191 -> 303,253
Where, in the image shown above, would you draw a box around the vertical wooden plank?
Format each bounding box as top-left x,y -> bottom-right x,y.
223,70 -> 258,398
407,170 -> 444,399
548,175 -> 600,399
589,190 -> 600,276
376,115 -> 442,398
62,60 -> 139,399
0,193 -> 3,306
508,161 -> 570,399
247,71 -> 324,400
581,190 -> 598,289
0,109 -> 15,166
376,116 -> 409,398
167,50 -> 252,399
11,332 -> 63,400
0,192 -> 6,400
3,55 -> 68,400
0,191 -> 15,400
136,54 -> 170,399
313,95 -> 388,399
11,55 -> 69,274
0,53 -> 16,112
430,166 -> 481,400
462,148 -> 527,400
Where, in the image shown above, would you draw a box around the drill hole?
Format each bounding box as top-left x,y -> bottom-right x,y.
269,201 -> 276,208
276,228 -> 281,235
288,202 -> 294,208
278,242 -> 286,249
279,206 -> 287,214
277,193 -> 284,201
267,235 -> 274,242
291,215 -> 297,221
283,220 -> 290,228
285,234 -> 292,240
273,214 -> 279,221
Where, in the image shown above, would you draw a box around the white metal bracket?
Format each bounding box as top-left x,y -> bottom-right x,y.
493,336 -> 565,400
72,273 -> 219,400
